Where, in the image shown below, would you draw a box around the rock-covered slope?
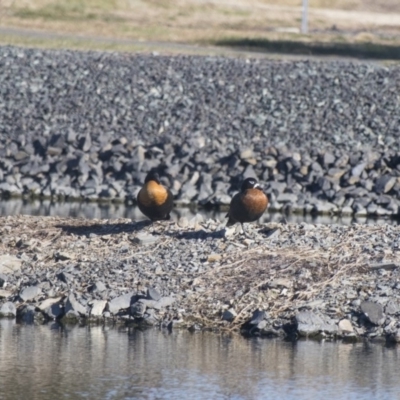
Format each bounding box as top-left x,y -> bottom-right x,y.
1,46 -> 400,216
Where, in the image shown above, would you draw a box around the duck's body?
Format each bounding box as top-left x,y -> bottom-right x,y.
137,172 -> 174,221
226,178 -> 268,227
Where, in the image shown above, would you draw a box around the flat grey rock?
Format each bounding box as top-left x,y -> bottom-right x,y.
328,168 -> 346,180
90,281 -> 107,293
65,293 -> 87,316
147,287 -> 161,301
374,175 -> 396,194
385,300 -> 400,315
108,292 -> 135,314
133,234 -> 158,246
296,311 -> 337,336
222,308 -> 237,322
0,255 -> 22,274
19,285 -> 42,302
360,301 -> 385,325
0,302 -> 16,317
38,297 -> 63,311
338,319 -> 354,333
351,163 -> 366,177
90,300 -> 107,317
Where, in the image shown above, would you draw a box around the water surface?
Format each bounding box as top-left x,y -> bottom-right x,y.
0,199 -> 396,226
0,321 -> 399,400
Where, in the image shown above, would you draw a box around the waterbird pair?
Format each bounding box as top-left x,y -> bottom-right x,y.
137,171 -> 268,230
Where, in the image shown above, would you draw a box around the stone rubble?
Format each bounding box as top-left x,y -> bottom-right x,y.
0,46 -> 400,219
0,215 -> 399,342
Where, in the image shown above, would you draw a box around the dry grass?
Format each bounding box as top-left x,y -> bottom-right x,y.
186,225 -> 397,328
0,0 -> 400,55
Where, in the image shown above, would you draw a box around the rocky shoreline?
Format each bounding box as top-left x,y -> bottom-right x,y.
1,46 -> 400,218
1,215 -> 400,342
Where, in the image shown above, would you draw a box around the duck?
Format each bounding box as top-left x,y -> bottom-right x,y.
137,171 -> 174,221
226,177 -> 268,231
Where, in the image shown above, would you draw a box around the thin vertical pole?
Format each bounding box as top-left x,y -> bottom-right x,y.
301,0 -> 308,34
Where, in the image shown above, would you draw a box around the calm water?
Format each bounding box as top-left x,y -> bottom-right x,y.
1,200 -> 399,399
0,320 -> 399,400
0,199 -> 397,226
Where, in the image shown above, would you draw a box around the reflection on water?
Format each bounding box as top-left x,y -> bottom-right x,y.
0,199 -> 397,226
0,320 -> 399,400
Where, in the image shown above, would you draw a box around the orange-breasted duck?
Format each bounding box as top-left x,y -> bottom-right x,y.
137,171 -> 174,221
226,177 -> 268,229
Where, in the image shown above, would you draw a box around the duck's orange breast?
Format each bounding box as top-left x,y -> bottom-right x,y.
241,188 -> 268,215
138,181 -> 169,207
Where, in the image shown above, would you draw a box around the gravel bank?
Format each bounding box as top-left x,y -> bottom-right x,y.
1,46 -> 400,217
1,215 -> 400,341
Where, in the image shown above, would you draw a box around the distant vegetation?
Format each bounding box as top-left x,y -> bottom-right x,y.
0,0 -> 399,58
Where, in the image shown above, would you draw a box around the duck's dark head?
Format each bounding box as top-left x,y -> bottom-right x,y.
241,177 -> 262,192
145,171 -> 161,184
